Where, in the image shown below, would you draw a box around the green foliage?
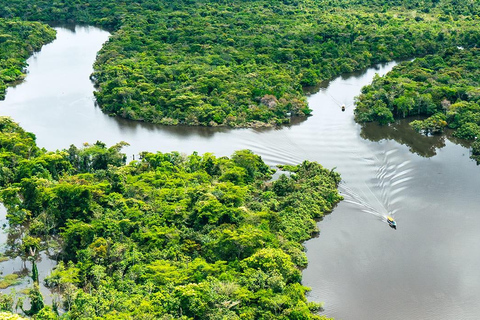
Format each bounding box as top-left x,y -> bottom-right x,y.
0,292 -> 15,312
355,49 -> 480,129
44,261 -> 81,289
85,5 -> 480,127
0,274 -> 22,289
4,1 -> 480,126
0,116 -> 41,187
241,248 -> 301,285
454,122 -> 480,140
32,260 -> 39,284
67,141 -> 129,173
355,48 -> 480,160
21,235 -> 41,258
0,19 -> 55,99
410,113 -> 448,135
34,306 -> 59,320
355,47 -> 480,125
21,284 -> 44,316
0,119 -> 340,319
471,139 -> 480,163
447,101 -> 480,129
0,312 -> 28,320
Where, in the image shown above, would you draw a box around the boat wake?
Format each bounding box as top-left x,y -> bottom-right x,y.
339,148 -> 414,227
339,182 -> 388,220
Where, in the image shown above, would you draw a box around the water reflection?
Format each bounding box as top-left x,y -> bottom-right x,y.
0,204 -> 56,304
360,117 -> 475,160
111,115 -> 230,139
360,119 -> 446,157
48,23 -> 77,32
111,113 -> 308,139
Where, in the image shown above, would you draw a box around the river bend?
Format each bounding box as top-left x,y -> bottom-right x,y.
1,26 -> 480,320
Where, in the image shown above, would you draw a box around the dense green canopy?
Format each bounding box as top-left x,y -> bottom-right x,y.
0,117 -> 341,319
354,48 -> 480,161
0,19 -> 55,99
2,0 -> 480,126
1,0 -> 480,317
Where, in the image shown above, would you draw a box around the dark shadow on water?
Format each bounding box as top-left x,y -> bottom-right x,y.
47,22 -> 99,33
360,117 -> 474,159
360,117 -> 446,157
47,22 -> 77,32
111,113 -> 308,138
446,133 -> 473,149
303,80 -> 331,94
303,66 -> 382,95
112,115 -> 232,138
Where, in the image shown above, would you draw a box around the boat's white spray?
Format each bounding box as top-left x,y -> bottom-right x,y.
339,148 -> 413,226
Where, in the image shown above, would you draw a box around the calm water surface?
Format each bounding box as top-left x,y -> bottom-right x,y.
1,26 -> 480,320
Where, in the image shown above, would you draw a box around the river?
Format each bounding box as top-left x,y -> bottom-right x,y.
1,26 -> 480,320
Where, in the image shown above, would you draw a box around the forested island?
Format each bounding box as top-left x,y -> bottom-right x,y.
354,48 -> 480,162
0,116 -> 341,319
2,0 -> 480,126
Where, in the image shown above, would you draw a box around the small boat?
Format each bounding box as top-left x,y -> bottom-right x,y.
387,216 -> 396,229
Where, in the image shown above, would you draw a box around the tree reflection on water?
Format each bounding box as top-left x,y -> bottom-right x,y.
360,117 -> 474,159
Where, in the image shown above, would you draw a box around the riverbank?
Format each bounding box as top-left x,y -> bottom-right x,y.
2,25 -> 480,319
0,115 -> 342,319
0,19 -> 55,100
5,1 -> 480,127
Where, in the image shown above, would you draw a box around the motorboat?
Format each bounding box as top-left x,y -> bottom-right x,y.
387,216 -> 396,229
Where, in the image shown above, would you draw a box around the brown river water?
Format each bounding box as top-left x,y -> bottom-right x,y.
1,26 -> 480,319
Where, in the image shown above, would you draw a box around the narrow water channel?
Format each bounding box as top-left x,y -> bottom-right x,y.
1,26 -> 480,320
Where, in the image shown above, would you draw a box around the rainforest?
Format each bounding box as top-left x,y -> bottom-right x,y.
2,0 -> 480,126
0,117 -> 341,319
354,48 -> 480,162
0,19 -> 55,100
1,0 -> 480,319
0,116 -> 341,319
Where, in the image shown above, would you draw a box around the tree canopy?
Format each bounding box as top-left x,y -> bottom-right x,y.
354,48 -> 480,161
0,19 -> 55,100
2,0 -> 480,126
0,117 -> 341,319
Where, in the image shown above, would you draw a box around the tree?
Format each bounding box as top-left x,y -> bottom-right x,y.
20,284 -> 44,316
394,95 -> 414,117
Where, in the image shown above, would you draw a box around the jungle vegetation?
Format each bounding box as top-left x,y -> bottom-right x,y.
2,0 -> 480,126
1,0 -> 480,318
0,19 -> 55,100
0,116 -> 341,319
354,48 -> 480,162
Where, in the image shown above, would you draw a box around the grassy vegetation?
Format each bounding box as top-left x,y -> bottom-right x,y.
0,274 -> 22,289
